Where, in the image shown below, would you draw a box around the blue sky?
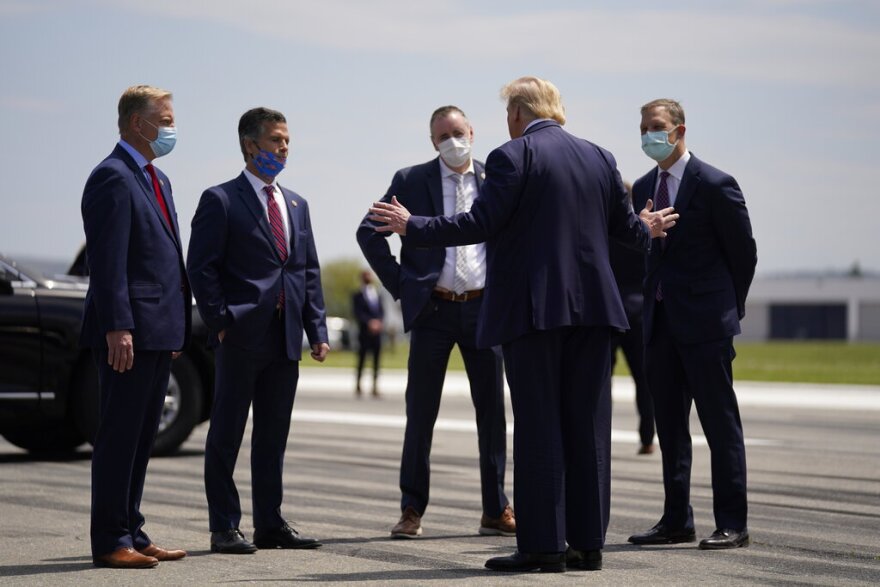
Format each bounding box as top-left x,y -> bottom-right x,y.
1,0 -> 878,275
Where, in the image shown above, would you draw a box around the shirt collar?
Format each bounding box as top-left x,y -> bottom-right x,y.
659,150 -> 691,182
243,168 -> 280,196
118,139 -> 149,171
524,118 -> 554,133
438,156 -> 474,179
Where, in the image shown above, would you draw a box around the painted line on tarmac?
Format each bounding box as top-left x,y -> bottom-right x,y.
291,409 -> 778,447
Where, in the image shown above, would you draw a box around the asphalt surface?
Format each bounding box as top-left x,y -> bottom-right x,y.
0,368 -> 878,586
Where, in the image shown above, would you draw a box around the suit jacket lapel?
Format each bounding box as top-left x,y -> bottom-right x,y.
115,145 -> 180,247
234,173 -> 279,260
664,156 -> 700,253
427,158 -> 443,215
280,185 -> 298,254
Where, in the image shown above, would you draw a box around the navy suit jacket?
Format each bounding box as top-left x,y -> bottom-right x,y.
404,121 -> 651,348
186,173 -> 327,360
352,289 -> 384,326
632,154 -> 757,345
356,157 -> 486,332
80,144 -> 190,351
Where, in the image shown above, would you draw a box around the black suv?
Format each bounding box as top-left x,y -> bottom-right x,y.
0,254 -> 214,454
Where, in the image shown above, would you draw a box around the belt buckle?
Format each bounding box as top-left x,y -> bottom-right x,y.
452,291 -> 467,302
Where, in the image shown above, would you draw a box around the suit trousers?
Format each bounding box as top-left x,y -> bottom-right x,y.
399,297 -> 508,518
612,317 -> 655,446
502,326 -> 613,554
646,303 -> 748,532
356,331 -> 381,388
90,349 -> 171,556
204,317 -> 299,531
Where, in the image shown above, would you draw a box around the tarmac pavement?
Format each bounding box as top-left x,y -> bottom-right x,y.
0,368 -> 877,585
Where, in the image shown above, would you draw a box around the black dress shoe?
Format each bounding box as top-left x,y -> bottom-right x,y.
253,522 -> 322,549
699,528 -> 750,550
565,547 -> 602,571
485,550 -> 565,573
628,523 -> 697,545
210,529 -> 257,554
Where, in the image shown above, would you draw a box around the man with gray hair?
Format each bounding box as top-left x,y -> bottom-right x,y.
188,107 -> 329,555
369,77 -> 678,572
81,84 -> 189,568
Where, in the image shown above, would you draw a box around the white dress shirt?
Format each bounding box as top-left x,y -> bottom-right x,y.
435,158 -> 487,292
652,150 -> 691,207
244,168 -> 291,255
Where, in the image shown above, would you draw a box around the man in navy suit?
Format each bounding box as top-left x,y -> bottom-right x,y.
352,270 -> 384,397
627,99 -> 757,550
357,106 -> 514,539
370,78 -> 677,572
187,107 -> 329,555
80,85 -> 190,569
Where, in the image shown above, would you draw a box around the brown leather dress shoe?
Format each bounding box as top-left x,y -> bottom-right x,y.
390,506 -> 422,538
93,547 -> 159,569
139,543 -> 187,561
637,444 -> 655,455
479,504 -> 516,536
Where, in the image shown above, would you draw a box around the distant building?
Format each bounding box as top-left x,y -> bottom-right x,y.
742,275 -> 880,341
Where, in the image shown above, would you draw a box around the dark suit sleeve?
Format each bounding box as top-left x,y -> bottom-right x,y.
186,188 -> 232,333
712,175 -> 757,318
356,171 -> 405,299
301,201 -> 329,345
81,165 -> 134,334
406,147 -> 521,247
604,154 -> 651,253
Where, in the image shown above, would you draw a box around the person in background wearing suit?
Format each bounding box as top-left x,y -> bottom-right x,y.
369,77 -> 678,572
627,99 -> 757,550
187,107 -> 329,555
352,270 -> 384,397
610,181 -> 655,455
356,106 -> 514,540
80,84 -> 190,569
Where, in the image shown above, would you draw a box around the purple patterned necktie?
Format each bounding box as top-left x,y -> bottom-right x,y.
264,185 -> 287,307
655,171 -> 670,301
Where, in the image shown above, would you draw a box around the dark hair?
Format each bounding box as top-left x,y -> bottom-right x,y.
238,107 -> 286,161
429,105 -> 467,136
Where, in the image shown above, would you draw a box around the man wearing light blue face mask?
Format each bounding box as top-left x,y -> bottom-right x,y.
81,85 -> 190,569
628,99 -> 757,551
187,107 -> 329,555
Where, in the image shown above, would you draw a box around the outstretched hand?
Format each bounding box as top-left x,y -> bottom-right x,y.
369,196 -> 410,235
639,198 -> 679,239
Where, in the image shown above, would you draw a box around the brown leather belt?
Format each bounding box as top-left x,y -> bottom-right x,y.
432,288 -> 483,302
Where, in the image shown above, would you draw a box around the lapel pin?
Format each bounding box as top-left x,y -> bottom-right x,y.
290,200 -> 297,207
480,172 -> 486,180
159,179 -> 165,186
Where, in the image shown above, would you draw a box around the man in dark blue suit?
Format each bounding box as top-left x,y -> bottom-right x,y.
80,85 -> 190,569
370,78 -> 677,572
352,270 -> 384,397
187,107 -> 329,555
357,106 -> 514,539
627,99 -> 757,550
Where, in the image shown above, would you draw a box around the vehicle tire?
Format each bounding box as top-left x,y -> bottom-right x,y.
72,353 -> 203,456
1,420 -> 84,453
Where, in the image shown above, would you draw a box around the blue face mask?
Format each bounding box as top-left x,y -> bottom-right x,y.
141,119 -> 177,158
641,128 -> 678,162
252,148 -> 286,179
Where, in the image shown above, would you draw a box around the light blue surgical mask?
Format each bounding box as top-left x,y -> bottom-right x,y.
252,148 -> 286,179
141,119 -> 177,158
641,127 -> 678,162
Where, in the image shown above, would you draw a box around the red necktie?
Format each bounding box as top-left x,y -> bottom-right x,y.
264,185 -> 287,308
145,163 -> 173,228
655,171 -> 670,301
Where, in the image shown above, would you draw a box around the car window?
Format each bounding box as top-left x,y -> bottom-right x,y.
0,259 -> 37,288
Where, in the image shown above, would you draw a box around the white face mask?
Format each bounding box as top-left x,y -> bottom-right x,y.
437,136 -> 471,168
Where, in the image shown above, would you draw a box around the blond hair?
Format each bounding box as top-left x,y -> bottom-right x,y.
117,85 -> 173,132
500,76 -> 566,125
640,99 -> 685,126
